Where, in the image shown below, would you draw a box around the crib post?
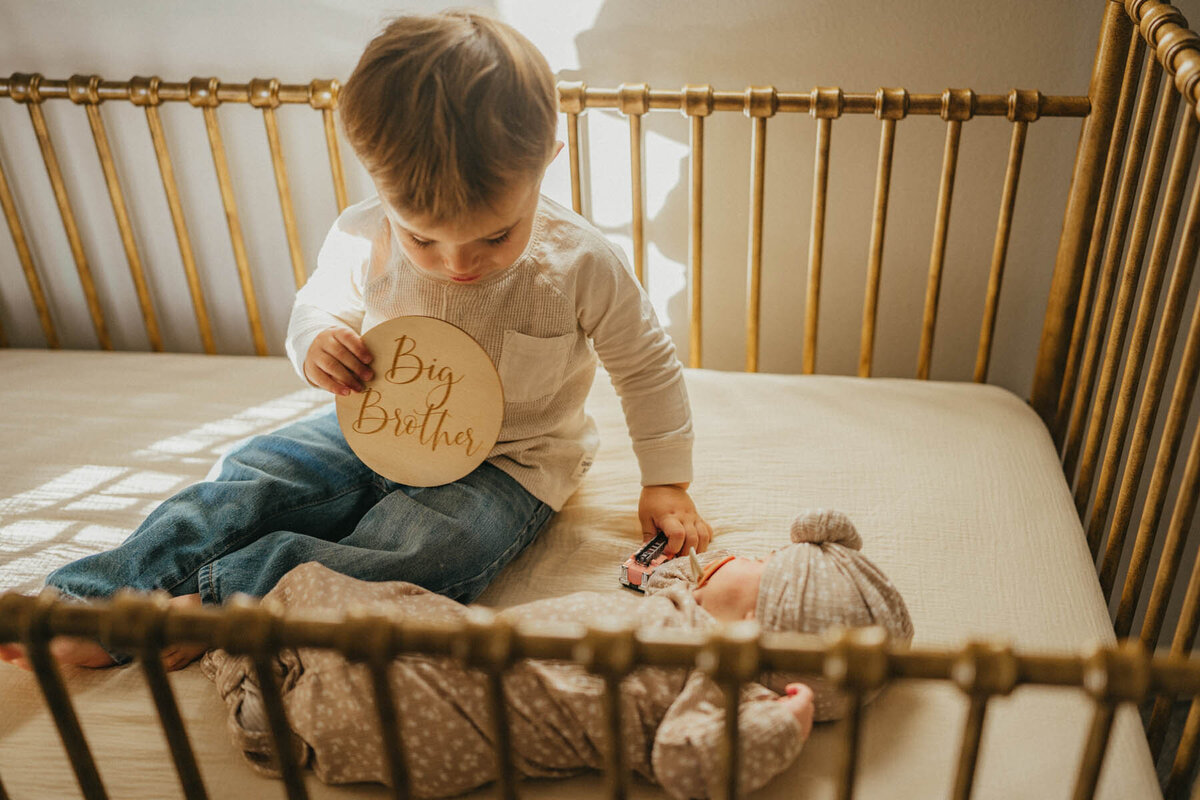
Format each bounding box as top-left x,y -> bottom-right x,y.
1031,1 -> 1133,437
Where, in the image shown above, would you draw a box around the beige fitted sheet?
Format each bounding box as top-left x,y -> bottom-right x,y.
0,350 -> 1160,799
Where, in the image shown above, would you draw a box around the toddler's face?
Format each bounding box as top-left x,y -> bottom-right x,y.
383,176 -> 542,285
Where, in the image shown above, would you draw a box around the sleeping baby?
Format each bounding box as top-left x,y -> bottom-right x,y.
202,510 -> 913,799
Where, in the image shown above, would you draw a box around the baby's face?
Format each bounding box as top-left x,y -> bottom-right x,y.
692,556 -> 767,622
383,175 -> 542,285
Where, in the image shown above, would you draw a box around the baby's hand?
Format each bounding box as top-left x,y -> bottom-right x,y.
304,327 -> 374,396
638,483 -> 713,557
777,682 -> 815,740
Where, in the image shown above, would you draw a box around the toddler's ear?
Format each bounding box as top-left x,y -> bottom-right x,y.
743,609 -> 755,620
550,140 -> 565,162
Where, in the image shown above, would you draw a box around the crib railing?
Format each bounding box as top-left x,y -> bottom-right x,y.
1022,0 -> 1200,765
0,74 -> 349,355
1,588 -> 1199,800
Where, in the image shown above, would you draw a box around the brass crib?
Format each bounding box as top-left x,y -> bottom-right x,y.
3,0 -> 1200,797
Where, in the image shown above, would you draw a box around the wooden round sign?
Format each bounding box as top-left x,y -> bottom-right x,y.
335,316 -> 504,487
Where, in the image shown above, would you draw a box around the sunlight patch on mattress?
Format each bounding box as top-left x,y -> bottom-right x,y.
0,466 -> 128,515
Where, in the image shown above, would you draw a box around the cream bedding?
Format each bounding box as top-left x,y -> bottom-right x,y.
0,349 -> 1160,799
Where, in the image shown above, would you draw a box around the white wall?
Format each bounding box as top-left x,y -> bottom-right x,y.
2,0 -> 1200,646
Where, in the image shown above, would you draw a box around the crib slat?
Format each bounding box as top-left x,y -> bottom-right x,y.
951,695 -> 989,800
1055,33 -> 1146,436
23,591 -> 110,800
917,104 -> 967,380
684,84 -> 713,369
1116,218 -> 1200,637
719,681 -> 741,800
137,93 -> 216,354
252,80 -> 307,289
191,78 -> 269,356
1146,446 -> 1200,754
805,92 -> 839,375
71,78 -> 168,353
322,110 -> 348,214
1097,115 -> 1200,600
1031,2 -> 1133,431
18,74 -> 112,350
559,82 -> 586,217
0,136 -> 57,347
974,119 -> 1028,383
859,115 -> 897,378
744,87 -> 776,373
619,83 -> 649,286
1073,83 -> 1181,530
1061,54 -> 1162,480
309,80 -> 348,215
112,592 -> 210,800
1072,701 -> 1117,800
360,624 -> 411,800
835,692 -> 864,800
1166,694 -> 1200,799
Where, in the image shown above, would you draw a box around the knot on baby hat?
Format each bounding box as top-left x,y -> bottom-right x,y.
756,510 -> 914,718
789,508 -> 862,549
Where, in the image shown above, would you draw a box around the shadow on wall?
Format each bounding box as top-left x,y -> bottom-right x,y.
559,0 -> 1099,388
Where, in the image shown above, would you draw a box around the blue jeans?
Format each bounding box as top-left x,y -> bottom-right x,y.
47,405 -> 553,609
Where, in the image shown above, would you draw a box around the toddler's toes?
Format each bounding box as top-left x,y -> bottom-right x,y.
161,643 -> 208,672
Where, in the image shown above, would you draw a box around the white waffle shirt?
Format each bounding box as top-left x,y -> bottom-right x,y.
286,194 -> 693,510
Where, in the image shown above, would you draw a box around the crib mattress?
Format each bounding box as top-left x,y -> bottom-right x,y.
0,350 -> 1160,799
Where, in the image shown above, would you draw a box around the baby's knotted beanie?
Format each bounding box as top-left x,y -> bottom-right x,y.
755,509 -> 914,720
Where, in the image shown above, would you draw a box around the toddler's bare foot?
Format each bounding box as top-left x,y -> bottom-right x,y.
0,637 -> 115,671
0,593 -> 206,672
160,593 -> 207,671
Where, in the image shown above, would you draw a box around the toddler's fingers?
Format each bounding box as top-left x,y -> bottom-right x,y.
309,358 -> 362,396
660,517 -> 686,556
332,327 -> 373,365
327,339 -> 374,384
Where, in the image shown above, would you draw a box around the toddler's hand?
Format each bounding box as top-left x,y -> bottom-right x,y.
639,483 -> 713,557
777,682 -> 815,740
304,327 -> 374,396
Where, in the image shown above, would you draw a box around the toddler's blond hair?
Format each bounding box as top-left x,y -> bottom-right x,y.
339,10 -> 558,224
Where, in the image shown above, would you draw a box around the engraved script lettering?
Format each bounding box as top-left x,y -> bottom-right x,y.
350,333 -> 483,457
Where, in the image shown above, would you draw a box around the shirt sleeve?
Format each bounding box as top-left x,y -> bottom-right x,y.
284,205 -> 375,384
651,671 -> 806,799
575,238 -> 694,487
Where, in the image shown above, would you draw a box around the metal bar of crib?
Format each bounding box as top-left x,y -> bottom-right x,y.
1055,31 -> 1146,436
949,642 -> 1017,800
916,91 -> 970,381
10,73 -> 114,350
973,112 -> 1029,384
314,81 -> 350,216
252,79 -> 309,290
858,90 -> 905,378
1073,79 -> 1181,536
559,82 -> 586,216
72,75 -> 164,352
619,83 -> 648,286
684,85 -> 712,369
189,77 -> 271,357
1167,696 -> 1200,797
8,591 -> 111,800
577,624 -> 635,800
1060,47 -> 1160,480
0,73 -> 345,354
1097,116 -> 1200,601
134,77 -> 218,354
1030,0 -> 1132,434
1143,410 -> 1200,758
339,610 -> 414,799
0,132 -> 57,348
1114,204 -> 1200,637
104,593 -> 210,800
7,593 -> 1200,799
805,90 -> 840,375
744,87 -> 776,373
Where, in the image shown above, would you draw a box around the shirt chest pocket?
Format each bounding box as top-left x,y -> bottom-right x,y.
497,330 -> 574,404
